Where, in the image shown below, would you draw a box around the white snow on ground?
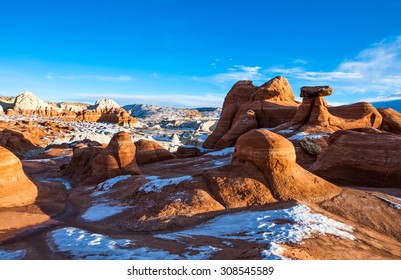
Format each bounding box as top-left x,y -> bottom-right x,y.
47,227 -> 179,260
81,203 -> 128,222
277,129 -> 294,134
183,246 -> 221,260
204,147 -> 235,157
52,178 -> 72,190
288,132 -> 328,141
139,175 -> 193,193
0,249 -> 27,260
38,178 -> 72,190
377,196 -> 401,210
94,175 -> 131,195
155,204 -> 354,260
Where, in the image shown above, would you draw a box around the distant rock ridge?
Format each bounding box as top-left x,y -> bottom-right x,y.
89,98 -> 121,111
8,92 -> 137,126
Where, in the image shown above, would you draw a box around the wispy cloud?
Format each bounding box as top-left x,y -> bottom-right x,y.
293,59 -> 308,65
267,36 -> 401,100
72,92 -> 226,108
212,65 -> 264,86
45,74 -> 133,82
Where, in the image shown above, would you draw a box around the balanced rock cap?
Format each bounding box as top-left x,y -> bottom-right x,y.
300,86 -> 333,98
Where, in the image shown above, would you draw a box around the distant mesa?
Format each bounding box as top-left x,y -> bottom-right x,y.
5,91 -> 137,126
0,146 -> 38,207
88,98 -> 121,111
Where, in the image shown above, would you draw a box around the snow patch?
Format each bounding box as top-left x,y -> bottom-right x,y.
139,175 -> 193,193
155,204 -> 354,260
288,132 -> 328,141
81,203 -> 128,222
183,245 -> 221,260
0,249 -> 27,260
204,147 -> 235,157
48,227 -> 178,260
94,175 -> 131,195
377,196 -> 401,210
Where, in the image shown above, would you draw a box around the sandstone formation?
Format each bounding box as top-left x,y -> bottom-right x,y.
10,92 -> 137,126
134,139 -> 176,165
63,141 -> 105,182
203,76 -> 299,149
75,98 -> 137,126
0,147 -> 38,207
13,91 -> 52,114
204,160 -> 277,208
310,129 -> 401,188
65,132 -> 140,184
275,86 -> 382,136
378,108 -> 401,135
176,146 -> 209,158
0,128 -> 42,158
0,105 -> 3,116
233,129 -> 340,202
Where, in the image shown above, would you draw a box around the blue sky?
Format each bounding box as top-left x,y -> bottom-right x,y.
1,0 -> 401,107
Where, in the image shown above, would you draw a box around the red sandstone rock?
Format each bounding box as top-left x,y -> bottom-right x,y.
275,87 -> 383,137
0,147 -> 38,207
134,139 -> 176,165
204,76 -> 299,149
87,132 -> 140,183
234,129 -> 340,202
378,108 -> 401,135
310,129 -> 401,188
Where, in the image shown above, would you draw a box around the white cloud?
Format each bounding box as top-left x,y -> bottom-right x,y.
212,65 -> 264,85
267,36 -> 401,100
46,74 -> 133,82
72,92 -> 225,108
293,59 -> 308,65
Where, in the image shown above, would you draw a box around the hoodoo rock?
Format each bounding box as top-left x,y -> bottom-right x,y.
203,76 -> 299,149
310,129 -> 401,188
88,132 -> 140,183
275,86 -> 383,136
300,86 -> 332,98
134,139 -> 176,165
65,132 -> 141,184
0,147 -> 38,207
233,129 -> 340,202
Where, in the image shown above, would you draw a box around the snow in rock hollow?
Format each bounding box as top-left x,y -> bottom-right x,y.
81,203 -> 128,222
93,175 -> 131,195
155,204 -> 355,259
204,147 -> 235,157
0,249 -> 27,260
139,175 -> 193,193
47,227 -> 179,260
377,196 -> 401,210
